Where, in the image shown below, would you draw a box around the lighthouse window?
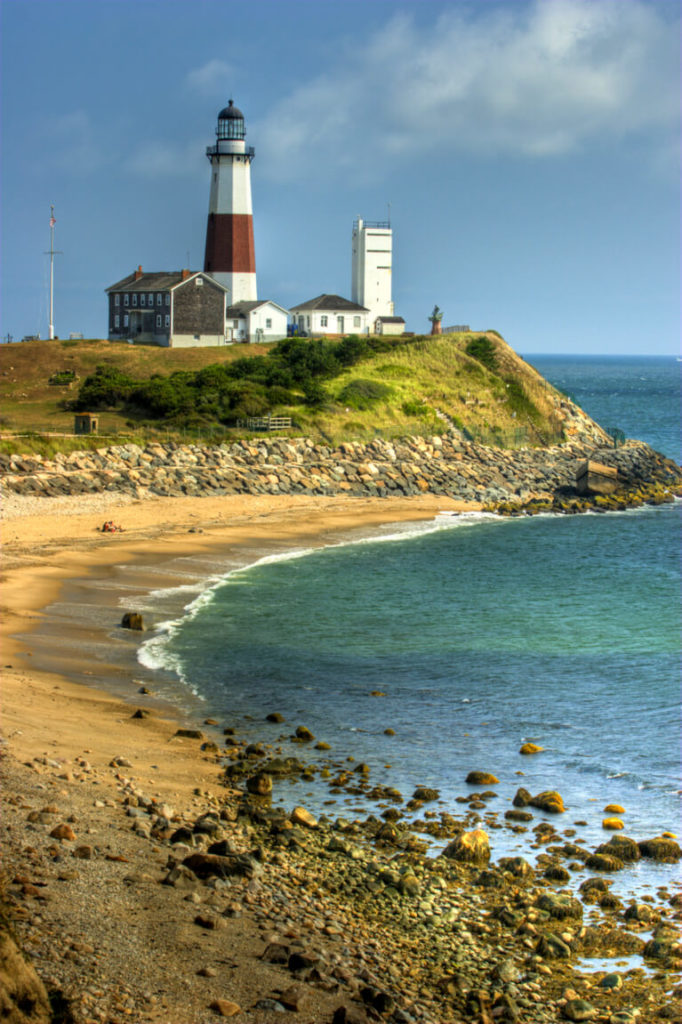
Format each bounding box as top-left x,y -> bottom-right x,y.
165,294 -> 170,306
140,294 -> 146,307
114,315 -> 120,329
165,314 -> 170,328
157,293 -> 162,306
148,293 -> 154,304
265,318 -> 272,329
123,314 -> 129,327
320,315 -> 328,327
156,315 -> 162,328
114,294 -> 120,307
353,316 -> 361,327
132,293 -> 138,306
124,294 -> 129,306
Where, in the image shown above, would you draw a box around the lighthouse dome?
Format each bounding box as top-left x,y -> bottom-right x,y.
217,100 -> 246,140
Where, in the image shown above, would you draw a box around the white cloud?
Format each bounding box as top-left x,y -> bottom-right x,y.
186,59 -> 234,97
124,139 -> 205,179
255,0 -> 680,181
45,110 -> 105,174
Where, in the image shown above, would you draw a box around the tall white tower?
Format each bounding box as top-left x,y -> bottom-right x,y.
204,100 -> 257,302
351,217 -> 393,325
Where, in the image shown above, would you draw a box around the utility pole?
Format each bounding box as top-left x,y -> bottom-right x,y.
44,205 -> 63,339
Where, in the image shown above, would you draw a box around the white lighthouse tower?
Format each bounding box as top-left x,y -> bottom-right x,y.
204,100 -> 257,302
351,217 -> 394,326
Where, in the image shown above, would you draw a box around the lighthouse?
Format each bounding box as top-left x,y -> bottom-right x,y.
203,100 -> 257,302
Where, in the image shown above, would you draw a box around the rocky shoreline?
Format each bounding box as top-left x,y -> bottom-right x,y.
1,434 -> 681,511
1,714 -> 680,1024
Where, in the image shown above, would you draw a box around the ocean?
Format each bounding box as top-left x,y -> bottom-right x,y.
138,355 -> 681,891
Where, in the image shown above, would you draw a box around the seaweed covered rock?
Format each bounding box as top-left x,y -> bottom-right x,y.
529,790 -> 565,813
638,836 -> 681,862
466,770 -> 499,785
595,835 -> 640,863
441,828 -> 491,866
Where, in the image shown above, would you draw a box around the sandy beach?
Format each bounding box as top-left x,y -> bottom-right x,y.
2,491 -> 679,1024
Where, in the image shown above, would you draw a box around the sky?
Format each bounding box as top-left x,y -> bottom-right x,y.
0,0 -> 680,355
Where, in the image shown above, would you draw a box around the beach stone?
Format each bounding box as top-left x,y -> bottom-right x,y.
183,852 -> 259,880
72,845 -> 93,860
49,824 -> 76,841
121,612 -> 144,630
638,836 -> 681,862
623,902 -> 654,924
497,856 -> 535,882
600,973 -> 623,990
543,864 -> 570,884
579,877 -> 610,900
246,772 -> 273,796
209,999 -> 241,1017
295,725 -> 315,741
174,728 -> 203,740
602,817 -> 624,830
536,893 -> 583,920
131,708 -> 150,719
529,790 -> 565,813
162,864 -> 197,889
266,712 -> 285,722
441,828 -> 490,866
563,998 -> 597,1021
604,804 -> 625,814
291,806 -> 317,829
536,932 -> 571,958
466,770 -> 499,785
505,809 -> 533,822
519,743 -> 544,755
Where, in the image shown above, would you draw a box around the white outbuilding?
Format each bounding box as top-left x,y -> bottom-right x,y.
225,300 -> 289,343
289,294 -> 370,337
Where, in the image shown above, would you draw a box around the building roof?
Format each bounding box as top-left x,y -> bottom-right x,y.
376,316 -> 405,323
226,300 -> 289,317
106,271 -> 225,293
290,294 -> 369,313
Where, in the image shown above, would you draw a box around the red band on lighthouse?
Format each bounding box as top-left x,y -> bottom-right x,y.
204,214 -> 255,274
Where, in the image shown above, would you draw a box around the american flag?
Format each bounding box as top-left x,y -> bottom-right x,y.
50,211 -> 56,228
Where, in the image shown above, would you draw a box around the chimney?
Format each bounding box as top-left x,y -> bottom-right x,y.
181,268 -> 191,281
134,265 -> 143,280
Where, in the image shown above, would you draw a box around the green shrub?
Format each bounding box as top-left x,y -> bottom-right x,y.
49,370 -> 76,385
75,365 -> 136,409
338,379 -> 393,410
465,336 -> 499,374
401,399 -> 429,417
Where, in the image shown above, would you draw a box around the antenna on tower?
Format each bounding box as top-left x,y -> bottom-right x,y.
44,205 -> 63,340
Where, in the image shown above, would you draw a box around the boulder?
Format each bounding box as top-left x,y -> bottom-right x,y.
466,771 -> 499,785
183,852 -> 259,880
519,742 -> 544,755
584,852 -> 624,872
602,818 -> 624,830
638,836 -> 681,862
497,856 -> 535,882
529,790 -> 565,813
291,806 -> 317,829
246,773 -> 273,796
512,787 -> 532,808
595,835 -> 640,863
412,786 -> 440,802
441,828 -> 491,866
536,893 -> 582,920
121,612 -> 144,630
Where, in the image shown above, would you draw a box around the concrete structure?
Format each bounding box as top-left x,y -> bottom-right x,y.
290,294 -> 370,337
351,218 -> 393,325
204,100 -> 257,303
226,300 -> 288,343
576,460 -> 619,496
74,412 -> 98,435
375,316 -> 405,336
106,267 -> 229,347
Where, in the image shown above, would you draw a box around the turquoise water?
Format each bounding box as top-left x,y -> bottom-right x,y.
139,357 -> 681,870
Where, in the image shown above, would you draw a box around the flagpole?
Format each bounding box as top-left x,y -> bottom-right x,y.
45,205 -> 62,340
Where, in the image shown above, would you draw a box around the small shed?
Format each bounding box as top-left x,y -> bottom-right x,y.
74,412 -> 99,435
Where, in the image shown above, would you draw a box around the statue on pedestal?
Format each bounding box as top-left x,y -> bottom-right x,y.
429,305 -> 443,336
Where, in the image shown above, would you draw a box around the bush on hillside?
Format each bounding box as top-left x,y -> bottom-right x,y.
465,336 -> 499,374
74,365 -> 137,409
338,379 -> 393,410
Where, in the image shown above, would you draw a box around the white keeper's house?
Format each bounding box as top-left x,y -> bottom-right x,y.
289,294 -> 370,337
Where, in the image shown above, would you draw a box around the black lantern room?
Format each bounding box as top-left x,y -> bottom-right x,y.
217,100 -> 246,141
